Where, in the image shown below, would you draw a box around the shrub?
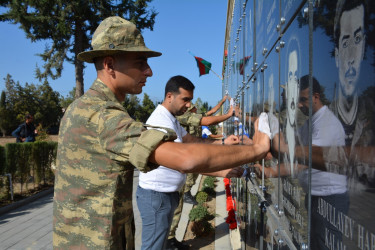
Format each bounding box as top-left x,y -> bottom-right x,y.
0,145 -> 5,175
35,124 -> 49,142
5,143 -> 18,177
189,204 -> 210,222
203,176 -> 215,189
17,143 -> 33,193
195,191 -> 208,204
32,141 -> 57,185
191,220 -> 213,237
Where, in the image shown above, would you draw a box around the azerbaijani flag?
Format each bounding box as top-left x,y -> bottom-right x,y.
239,55 -> 251,75
194,56 -> 212,76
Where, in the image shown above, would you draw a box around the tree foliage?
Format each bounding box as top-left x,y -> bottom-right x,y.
1,74 -> 161,136
123,93 -> 156,123
0,91 -> 12,137
1,74 -> 63,135
138,93 -> 156,123
123,94 -> 141,120
0,0 -> 158,98
193,97 -> 212,114
59,87 -> 76,110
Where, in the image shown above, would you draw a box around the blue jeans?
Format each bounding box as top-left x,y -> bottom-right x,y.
136,186 -> 179,250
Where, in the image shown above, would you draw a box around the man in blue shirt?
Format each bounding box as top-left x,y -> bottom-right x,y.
12,114 -> 37,142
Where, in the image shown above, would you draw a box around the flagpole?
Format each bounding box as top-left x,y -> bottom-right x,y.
207,67 -> 223,81
188,50 -> 223,81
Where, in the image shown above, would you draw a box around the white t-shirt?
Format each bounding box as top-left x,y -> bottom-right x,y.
139,105 -> 187,192
202,126 -> 212,138
298,105 -> 347,196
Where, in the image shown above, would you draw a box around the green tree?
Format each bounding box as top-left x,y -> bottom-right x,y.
36,81 -> 63,129
194,98 -> 212,114
60,87 -> 76,110
3,74 -> 63,133
2,75 -> 19,133
0,91 -> 10,136
123,94 -> 141,120
0,0 -> 158,98
194,97 -> 204,113
137,93 -> 156,123
201,101 -> 212,114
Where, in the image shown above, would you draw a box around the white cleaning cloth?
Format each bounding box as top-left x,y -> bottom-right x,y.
258,112 -> 271,139
268,112 -> 280,139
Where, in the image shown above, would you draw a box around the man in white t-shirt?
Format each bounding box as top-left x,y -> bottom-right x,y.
136,75 -> 245,250
297,75 -> 348,250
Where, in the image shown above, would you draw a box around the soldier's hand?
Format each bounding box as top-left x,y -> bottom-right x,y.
220,167 -> 244,178
224,135 -> 239,145
254,163 -> 275,178
222,95 -> 228,103
241,134 -> 253,145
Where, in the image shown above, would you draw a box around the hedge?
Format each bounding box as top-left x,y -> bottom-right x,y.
0,141 -> 57,198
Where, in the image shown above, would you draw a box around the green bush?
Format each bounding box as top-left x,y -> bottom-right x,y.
1,141 -> 57,200
189,204 -> 210,222
5,143 -> 18,176
0,145 -> 5,175
202,176 -> 216,195
17,143 -> 33,193
195,191 -> 208,204
32,141 -> 57,185
191,220 -> 213,237
203,176 -> 215,189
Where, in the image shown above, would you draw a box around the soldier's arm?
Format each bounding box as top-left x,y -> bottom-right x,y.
149,121 -> 270,173
182,133 -> 237,145
205,95 -> 228,116
203,167 -> 244,178
208,134 -> 223,139
200,106 -> 233,126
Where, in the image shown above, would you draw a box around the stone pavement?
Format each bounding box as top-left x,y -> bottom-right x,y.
0,171 -> 232,250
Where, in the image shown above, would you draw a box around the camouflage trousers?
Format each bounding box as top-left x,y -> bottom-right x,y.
168,173 -> 199,239
168,190 -> 184,239
184,173 -> 199,193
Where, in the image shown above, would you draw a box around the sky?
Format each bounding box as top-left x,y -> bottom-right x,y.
0,0 -> 228,107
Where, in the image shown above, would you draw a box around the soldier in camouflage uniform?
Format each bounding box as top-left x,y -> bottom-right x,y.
53,16 -> 169,250
53,16 -> 271,250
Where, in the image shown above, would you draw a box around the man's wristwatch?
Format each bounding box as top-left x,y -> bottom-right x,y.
222,138 -> 225,145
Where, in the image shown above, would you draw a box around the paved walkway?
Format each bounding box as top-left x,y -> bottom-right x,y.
0,171 -> 231,250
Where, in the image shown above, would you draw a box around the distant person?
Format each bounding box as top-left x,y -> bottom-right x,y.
202,125 -> 222,139
12,114 -> 37,142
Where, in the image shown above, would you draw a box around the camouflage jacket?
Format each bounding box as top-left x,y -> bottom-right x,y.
176,111 -> 203,137
53,79 -> 176,249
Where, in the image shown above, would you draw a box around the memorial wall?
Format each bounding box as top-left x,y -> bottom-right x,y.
222,0 -> 375,249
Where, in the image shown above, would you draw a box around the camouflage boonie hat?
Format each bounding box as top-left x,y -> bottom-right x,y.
78,16 -> 161,63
